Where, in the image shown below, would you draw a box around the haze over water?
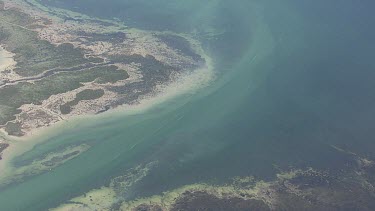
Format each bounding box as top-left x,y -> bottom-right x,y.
1,0 -> 375,210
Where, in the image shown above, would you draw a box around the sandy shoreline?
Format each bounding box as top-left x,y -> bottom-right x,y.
0,46 -> 17,86
0,54 -> 214,183
0,0 -> 207,137
0,0 -> 215,183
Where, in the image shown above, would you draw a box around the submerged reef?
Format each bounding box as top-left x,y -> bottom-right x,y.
53,148 -> 375,211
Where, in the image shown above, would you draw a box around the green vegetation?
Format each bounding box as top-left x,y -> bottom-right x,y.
157,34 -> 202,61
4,121 -> 23,136
60,89 -> 105,114
0,6 -> 132,126
0,105 -> 20,124
94,65 -> 129,84
0,65 -> 128,124
0,8 -> 88,77
87,57 -> 105,63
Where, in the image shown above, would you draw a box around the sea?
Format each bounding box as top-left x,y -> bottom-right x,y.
0,0 -> 375,210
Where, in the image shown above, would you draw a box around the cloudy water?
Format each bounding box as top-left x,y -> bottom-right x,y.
0,0 -> 375,210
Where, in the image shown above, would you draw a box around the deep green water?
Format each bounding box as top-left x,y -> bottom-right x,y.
1,0 -> 375,210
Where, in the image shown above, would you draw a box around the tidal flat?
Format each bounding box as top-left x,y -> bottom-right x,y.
1,0 -> 375,210
0,0 -> 207,138
0,46 -> 15,75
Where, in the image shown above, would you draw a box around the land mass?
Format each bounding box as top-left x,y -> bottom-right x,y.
0,0 -> 207,157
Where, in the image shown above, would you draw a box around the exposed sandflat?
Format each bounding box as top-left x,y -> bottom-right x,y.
0,46 -> 15,73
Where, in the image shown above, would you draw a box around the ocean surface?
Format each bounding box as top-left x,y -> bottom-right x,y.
1,0 -> 375,210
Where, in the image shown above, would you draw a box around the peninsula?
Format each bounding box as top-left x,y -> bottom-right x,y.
0,0 -> 207,159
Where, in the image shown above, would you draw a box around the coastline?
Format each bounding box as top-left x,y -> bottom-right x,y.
0,0 -> 215,183
1,1 -> 375,210
0,49 -> 214,184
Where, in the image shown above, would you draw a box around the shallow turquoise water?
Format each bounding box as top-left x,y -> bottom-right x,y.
1,0 -> 375,210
